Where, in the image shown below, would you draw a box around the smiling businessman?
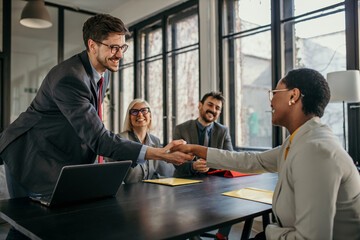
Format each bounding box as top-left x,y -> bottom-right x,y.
0,14 -> 192,200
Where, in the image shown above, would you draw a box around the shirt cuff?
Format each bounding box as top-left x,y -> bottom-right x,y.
190,157 -> 197,174
137,145 -> 147,165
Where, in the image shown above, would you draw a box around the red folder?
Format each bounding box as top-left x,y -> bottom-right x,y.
207,169 -> 256,178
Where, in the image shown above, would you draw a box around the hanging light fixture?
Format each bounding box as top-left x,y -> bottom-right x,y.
20,0 -> 52,29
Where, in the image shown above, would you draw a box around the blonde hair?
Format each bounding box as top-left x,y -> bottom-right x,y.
122,98 -> 152,132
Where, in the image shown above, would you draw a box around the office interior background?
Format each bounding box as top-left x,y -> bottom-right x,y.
0,0 -> 359,199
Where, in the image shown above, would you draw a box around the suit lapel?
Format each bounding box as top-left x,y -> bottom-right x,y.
79,51 -> 97,95
209,123 -> 219,148
270,143 -> 288,226
190,120 -> 200,145
271,119 -> 317,225
79,50 -> 108,111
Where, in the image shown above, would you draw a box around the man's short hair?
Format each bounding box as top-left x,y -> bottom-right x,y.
282,68 -> 330,117
200,91 -> 225,106
83,14 -> 130,51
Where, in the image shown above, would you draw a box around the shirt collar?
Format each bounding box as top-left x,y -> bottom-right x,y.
196,119 -> 214,133
144,132 -> 154,146
131,131 -> 154,147
89,60 -> 105,85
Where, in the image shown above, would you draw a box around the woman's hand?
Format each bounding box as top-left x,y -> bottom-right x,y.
145,140 -> 194,165
171,144 -> 208,160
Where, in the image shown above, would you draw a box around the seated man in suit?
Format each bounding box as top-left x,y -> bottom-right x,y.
173,91 -> 233,240
173,91 -> 233,176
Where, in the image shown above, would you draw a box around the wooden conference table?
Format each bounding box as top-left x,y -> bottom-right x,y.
0,173 -> 277,240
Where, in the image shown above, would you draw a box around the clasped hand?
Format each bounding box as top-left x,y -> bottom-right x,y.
162,140 -> 194,166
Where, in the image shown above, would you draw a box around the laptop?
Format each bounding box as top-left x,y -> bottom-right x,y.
30,161 -> 132,207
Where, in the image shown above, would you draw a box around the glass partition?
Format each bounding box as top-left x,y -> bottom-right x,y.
11,0 -> 58,122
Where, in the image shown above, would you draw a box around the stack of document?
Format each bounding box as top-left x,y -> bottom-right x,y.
143,178 -> 202,186
222,187 -> 273,204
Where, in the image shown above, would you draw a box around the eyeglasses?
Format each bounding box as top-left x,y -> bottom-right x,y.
268,89 -> 290,101
268,88 -> 305,101
129,107 -> 150,116
94,40 -> 128,55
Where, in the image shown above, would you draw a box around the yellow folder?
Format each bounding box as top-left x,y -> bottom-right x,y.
143,178 -> 202,186
222,187 -> 273,204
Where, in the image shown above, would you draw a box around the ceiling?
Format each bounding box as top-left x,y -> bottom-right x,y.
45,0 -> 131,14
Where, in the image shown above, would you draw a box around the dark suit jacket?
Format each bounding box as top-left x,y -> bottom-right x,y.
173,119 -> 233,177
0,51 -> 142,193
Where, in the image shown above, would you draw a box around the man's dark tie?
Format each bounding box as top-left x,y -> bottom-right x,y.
98,77 -> 103,163
203,127 -> 209,147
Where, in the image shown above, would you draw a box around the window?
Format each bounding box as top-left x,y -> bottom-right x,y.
117,1 -> 199,144
220,0 -> 358,153
118,37 -> 135,130
282,1 -> 346,147
167,6 -> 199,142
138,21 -> 164,140
221,0 -> 272,149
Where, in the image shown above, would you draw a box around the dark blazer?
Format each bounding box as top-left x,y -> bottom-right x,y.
173,119 -> 233,176
118,131 -> 174,184
0,51 -> 142,193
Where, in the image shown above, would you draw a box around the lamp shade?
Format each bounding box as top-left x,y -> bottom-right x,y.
20,0 -> 52,29
327,70 -> 360,102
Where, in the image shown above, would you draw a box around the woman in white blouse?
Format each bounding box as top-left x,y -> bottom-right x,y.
172,68 -> 360,240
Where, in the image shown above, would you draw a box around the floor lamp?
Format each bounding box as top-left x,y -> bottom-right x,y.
327,70 -> 360,150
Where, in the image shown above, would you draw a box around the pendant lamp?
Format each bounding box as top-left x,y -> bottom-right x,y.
20,0 -> 52,29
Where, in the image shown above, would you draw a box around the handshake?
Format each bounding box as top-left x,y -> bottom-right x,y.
145,139 -> 207,166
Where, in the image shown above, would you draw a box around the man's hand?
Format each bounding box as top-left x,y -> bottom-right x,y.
145,140 -> 193,166
163,140 -> 194,165
193,158 -> 209,173
170,144 -> 208,160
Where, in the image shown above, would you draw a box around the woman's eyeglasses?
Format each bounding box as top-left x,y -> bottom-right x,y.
268,89 -> 290,101
129,107 -> 150,116
268,88 -> 305,101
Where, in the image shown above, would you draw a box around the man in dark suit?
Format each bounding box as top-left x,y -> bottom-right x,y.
173,91 -> 233,240
0,14 -> 191,200
173,91 -> 233,177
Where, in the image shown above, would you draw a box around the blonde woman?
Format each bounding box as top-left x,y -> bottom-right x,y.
120,99 -> 174,184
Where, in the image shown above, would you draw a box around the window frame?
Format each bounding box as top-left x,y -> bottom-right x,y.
118,0 -> 200,145
219,0 -> 360,166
